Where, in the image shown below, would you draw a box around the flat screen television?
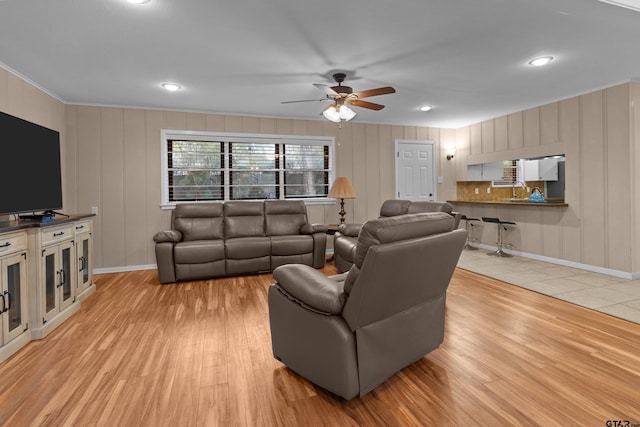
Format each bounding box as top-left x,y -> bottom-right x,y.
0,110 -> 63,217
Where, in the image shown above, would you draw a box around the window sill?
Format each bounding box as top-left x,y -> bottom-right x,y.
160,198 -> 337,210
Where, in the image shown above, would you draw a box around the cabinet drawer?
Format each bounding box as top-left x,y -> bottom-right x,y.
0,231 -> 27,256
74,220 -> 92,235
41,224 -> 75,246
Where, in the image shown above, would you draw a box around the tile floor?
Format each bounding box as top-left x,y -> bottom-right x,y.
457,247 -> 640,324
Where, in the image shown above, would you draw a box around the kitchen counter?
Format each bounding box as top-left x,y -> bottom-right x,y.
448,199 -> 568,207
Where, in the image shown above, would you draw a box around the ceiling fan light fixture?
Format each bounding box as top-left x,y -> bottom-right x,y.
323,104 -> 356,123
322,105 -> 341,123
338,105 -> 356,121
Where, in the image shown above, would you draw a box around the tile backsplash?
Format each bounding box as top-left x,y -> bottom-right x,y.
456,181 -> 545,201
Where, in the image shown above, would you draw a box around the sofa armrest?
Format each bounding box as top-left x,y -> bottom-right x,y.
273,264 -> 346,315
153,230 -> 183,243
300,223 -> 328,234
338,223 -> 362,237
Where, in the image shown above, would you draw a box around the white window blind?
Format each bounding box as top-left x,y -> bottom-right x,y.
162,131 -> 334,206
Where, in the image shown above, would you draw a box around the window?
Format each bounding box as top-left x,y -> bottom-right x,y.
162,131 -> 334,207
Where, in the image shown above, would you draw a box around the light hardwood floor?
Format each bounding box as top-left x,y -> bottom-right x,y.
1,263 -> 640,426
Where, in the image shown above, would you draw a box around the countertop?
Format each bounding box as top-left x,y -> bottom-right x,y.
0,213 -> 95,234
447,199 -> 568,207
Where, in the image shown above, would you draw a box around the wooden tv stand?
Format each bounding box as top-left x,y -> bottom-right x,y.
0,214 -> 95,363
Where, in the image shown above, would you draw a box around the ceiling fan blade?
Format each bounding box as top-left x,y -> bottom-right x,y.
313,83 -> 339,97
348,99 -> 385,111
281,98 -> 329,104
353,86 -> 396,99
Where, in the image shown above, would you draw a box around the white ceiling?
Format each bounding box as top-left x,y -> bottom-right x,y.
1,0 -> 639,128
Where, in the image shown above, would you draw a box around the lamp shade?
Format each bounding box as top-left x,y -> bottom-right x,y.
328,177 -> 357,199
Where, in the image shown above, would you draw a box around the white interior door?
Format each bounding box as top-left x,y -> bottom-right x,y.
395,140 -> 435,201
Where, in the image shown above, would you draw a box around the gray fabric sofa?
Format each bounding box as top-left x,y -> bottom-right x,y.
333,199 -> 461,272
153,200 -> 327,284
268,212 -> 467,399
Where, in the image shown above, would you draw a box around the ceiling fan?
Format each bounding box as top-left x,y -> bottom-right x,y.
282,73 -> 396,122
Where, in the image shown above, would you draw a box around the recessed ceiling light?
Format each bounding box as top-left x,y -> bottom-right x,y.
598,0 -> 640,12
128,0 -> 150,4
161,83 -> 182,91
419,105 -> 433,112
528,56 -> 554,67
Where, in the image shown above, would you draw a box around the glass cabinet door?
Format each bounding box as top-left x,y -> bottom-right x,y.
2,252 -> 28,343
59,243 -> 74,311
44,249 -> 58,319
76,235 -> 92,293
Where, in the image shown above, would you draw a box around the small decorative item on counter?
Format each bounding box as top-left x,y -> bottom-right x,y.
529,187 -> 545,203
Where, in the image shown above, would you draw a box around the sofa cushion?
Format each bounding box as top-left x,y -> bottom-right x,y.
173,203 -> 224,241
379,199 -> 411,217
407,201 -> 453,214
224,201 -> 265,238
354,212 -> 454,268
174,240 -> 225,264
270,235 -> 313,256
265,200 -> 308,236
225,237 -> 271,259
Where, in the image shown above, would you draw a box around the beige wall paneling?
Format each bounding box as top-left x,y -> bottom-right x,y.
206,114 -> 226,131
64,106 -> 78,213
166,111 -> 188,130
470,123 -> 482,155
76,106 -> 103,267
481,120 -> 494,154
224,116 -> 245,133
365,124 -> 381,220
186,112 -> 207,131
100,108 -> 126,268
540,102 -> 559,145
0,68 -> 7,111
456,127 -> 471,181
440,128 -> 457,201
494,116 -> 509,153
6,72 -> 24,118
605,84 -> 631,272
508,112 -> 524,150
523,108 -> 540,147
542,209 -> 563,260
145,110 -> 169,266
631,83 -> 640,272
580,90 -> 607,267
378,124 -> 394,204
123,109 -> 148,266
351,123 -> 368,223
559,97 -> 582,263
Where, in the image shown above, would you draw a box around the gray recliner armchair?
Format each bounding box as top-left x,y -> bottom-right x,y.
268,212 -> 467,399
333,199 -> 461,273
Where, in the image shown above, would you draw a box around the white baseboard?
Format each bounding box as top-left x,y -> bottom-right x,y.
471,243 -> 640,280
94,247 -> 640,280
93,264 -> 157,274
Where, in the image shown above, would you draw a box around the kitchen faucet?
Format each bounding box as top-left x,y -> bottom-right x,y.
512,180 -> 526,198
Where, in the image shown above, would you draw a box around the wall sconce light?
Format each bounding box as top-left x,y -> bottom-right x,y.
446,147 -> 456,161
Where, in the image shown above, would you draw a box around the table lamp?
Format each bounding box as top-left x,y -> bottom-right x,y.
328,177 -> 357,224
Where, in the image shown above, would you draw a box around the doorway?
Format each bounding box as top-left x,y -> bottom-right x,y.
395,140 -> 436,201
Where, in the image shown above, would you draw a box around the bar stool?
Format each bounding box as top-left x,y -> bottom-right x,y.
481,217 -> 516,257
460,215 -> 480,250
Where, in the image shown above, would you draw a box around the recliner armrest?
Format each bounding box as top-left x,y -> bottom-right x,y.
153,230 -> 183,243
300,223 -> 328,234
273,264 -> 346,315
338,223 -> 362,237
